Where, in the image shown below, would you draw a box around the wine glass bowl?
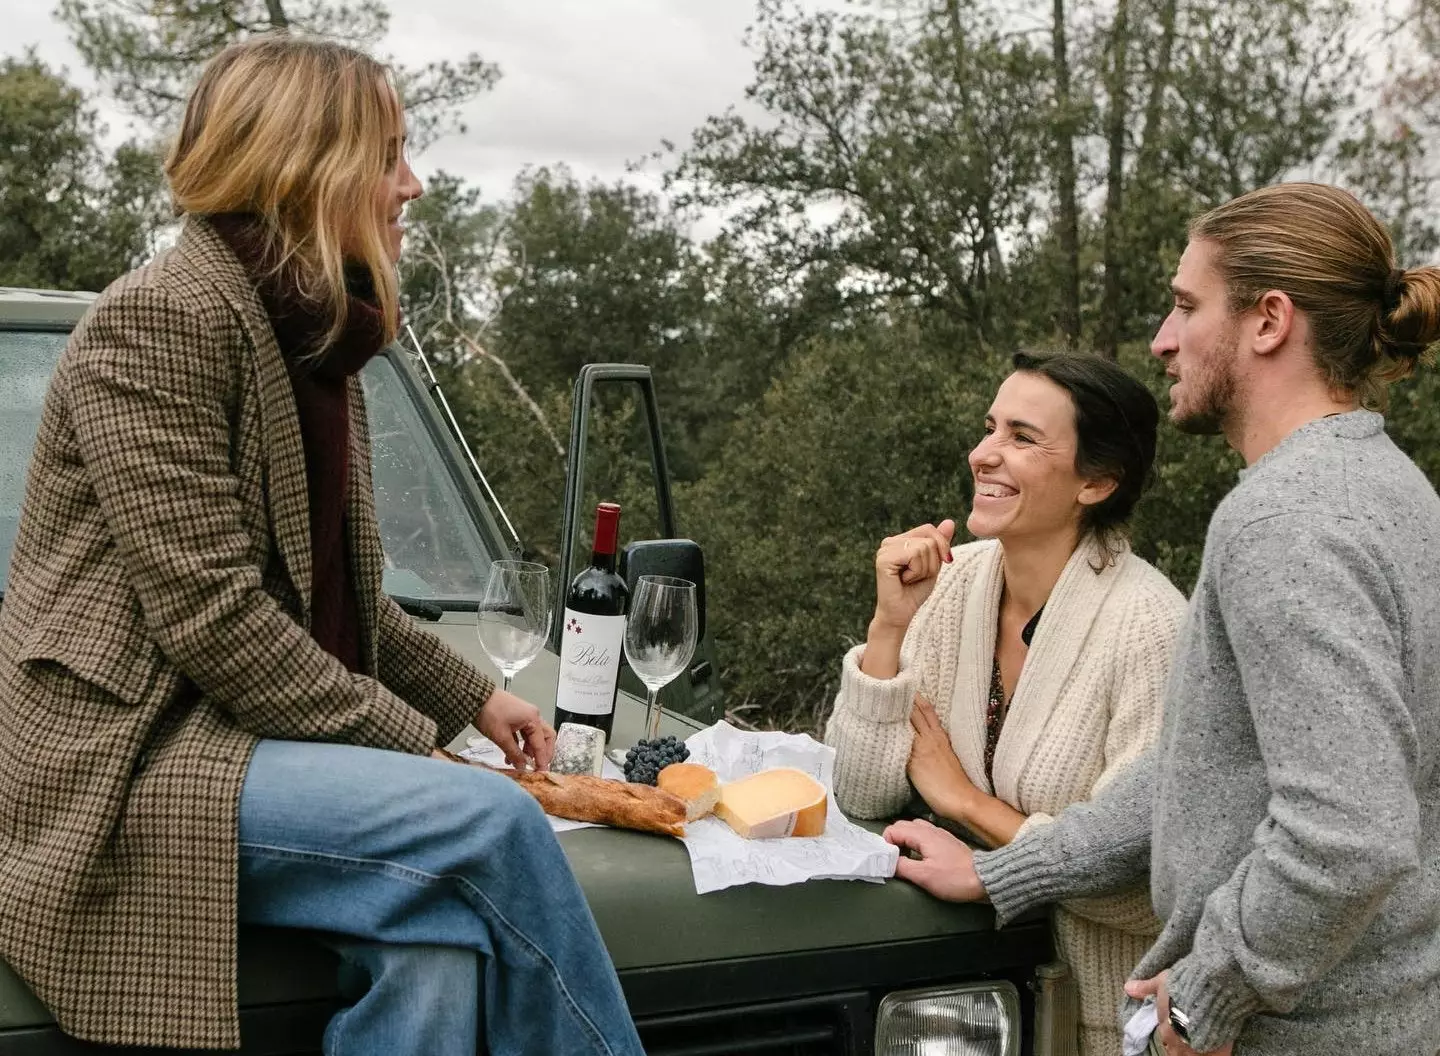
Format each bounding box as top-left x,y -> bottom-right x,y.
623,575 -> 698,743
475,560 -> 552,693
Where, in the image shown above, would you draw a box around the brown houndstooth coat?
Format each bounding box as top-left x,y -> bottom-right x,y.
0,217 -> 495,1048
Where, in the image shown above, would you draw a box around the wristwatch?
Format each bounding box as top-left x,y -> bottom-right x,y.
1168,1003 -> 1192,1043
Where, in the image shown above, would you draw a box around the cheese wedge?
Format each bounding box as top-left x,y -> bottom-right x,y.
715,767 -> 828,839
658,762 -> 720,821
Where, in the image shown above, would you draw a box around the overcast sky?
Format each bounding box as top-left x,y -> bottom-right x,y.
5,1 -> 813,214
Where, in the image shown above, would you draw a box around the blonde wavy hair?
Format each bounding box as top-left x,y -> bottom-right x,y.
165,34 -> 404,349
1190,183 -> 1440,409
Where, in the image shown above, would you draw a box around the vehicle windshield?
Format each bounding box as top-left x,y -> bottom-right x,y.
0,329 -> 498,604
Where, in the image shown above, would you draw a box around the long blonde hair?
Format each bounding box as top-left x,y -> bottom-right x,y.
1190,182 -> 1440,409
165,34 -> 403,349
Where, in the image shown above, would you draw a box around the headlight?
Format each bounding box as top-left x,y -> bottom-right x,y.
874,981 -> 1021,1056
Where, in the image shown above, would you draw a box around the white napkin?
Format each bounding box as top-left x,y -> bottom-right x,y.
1122,996 -> 1159,1056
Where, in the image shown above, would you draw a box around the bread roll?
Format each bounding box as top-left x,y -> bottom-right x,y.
657,762 -> 720,821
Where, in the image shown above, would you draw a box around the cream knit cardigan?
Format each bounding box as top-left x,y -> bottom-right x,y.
825,535 -> 1187,1056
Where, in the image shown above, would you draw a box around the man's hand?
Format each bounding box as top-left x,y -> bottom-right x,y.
1125,973 -> 1233,1056
475,688 -> 555,771
908,694 -> 979,821
882,817 -> 987,902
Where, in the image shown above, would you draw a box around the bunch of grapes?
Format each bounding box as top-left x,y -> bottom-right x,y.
623,736 -> 690,785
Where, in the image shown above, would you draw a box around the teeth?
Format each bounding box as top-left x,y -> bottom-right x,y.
976,483 -> 1016,498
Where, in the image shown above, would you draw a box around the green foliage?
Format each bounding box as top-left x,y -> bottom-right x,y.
398,169 -> 507,365
1384,364 -> 1440,486
681,323 -> 994,729
0,53 -> 165,292
492,169 -> 709,435
671,0 -> 1052,343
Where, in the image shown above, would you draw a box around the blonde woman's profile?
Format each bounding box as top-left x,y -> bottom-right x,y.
0,34 -> 644,1056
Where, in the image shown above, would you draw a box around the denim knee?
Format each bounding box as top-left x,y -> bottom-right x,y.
369,943 -> 476,1008
325,943 -> 479,1056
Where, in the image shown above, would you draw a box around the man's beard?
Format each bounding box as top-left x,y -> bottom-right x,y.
1172,324 -> 1239,436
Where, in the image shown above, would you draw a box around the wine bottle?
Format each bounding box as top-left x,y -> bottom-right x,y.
554,502 -> 629,739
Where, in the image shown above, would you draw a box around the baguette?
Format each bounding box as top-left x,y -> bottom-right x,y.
438,751 -> 687,838
505,769 -> 688,838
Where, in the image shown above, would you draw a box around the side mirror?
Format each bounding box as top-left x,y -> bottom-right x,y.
620,539 -> 707,642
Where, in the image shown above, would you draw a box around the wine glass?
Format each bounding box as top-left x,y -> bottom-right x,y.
624,575 -> 698,743
475,560 -> 552,694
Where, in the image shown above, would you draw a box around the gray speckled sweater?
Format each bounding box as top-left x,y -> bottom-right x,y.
974,411 -> 1440,1055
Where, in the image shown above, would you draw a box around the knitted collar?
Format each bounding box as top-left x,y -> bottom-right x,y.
207,212 -> 389,381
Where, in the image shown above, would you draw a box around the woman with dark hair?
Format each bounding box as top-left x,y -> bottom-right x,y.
826,352 -> 1186,1055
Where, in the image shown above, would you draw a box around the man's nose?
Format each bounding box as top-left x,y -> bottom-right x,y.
1151,312 -> 1178,359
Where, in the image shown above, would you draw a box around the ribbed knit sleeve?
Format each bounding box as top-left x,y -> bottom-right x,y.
975,748 -> 1157,926
825,548 -> 977,820
825,644 -> 920,819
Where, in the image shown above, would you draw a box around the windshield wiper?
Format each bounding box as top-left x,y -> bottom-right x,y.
388,594 -> 444,621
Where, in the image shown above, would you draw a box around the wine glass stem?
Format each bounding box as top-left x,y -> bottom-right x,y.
644,686 -> 662,742
501,673 -> 513,695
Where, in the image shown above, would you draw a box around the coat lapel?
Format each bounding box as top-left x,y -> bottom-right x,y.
174,218 -> 313,624
947,541 -> 1005,794
990,536 -> 1127,805
345,375 -> 382,675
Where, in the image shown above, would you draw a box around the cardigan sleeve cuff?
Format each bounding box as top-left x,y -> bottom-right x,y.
839,643 -> 917,723
972,823 -> 1068,927
1165,950 -> 1263,1053
1013,811 -> 1054,841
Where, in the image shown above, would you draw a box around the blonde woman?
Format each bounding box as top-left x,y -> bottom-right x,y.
0,37 -> 641,1056
826,353 -> 1188,1055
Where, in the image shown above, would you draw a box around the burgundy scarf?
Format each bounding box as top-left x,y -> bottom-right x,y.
209,213 -> 390,673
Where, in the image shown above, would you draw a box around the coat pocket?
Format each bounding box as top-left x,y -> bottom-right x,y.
17,622 -> 165,706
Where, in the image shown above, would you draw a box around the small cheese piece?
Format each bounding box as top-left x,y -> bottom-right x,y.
715,768 -> 827,839
658,762 -> 720,821
551,722 -> 606,776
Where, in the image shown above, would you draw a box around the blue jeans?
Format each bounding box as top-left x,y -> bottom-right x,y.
237,740 -> 644,1056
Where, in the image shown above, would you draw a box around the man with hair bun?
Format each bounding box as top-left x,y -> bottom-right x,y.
885,182 -> 1440,1056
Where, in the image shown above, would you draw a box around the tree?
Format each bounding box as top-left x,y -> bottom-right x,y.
1336,0 -> 1440,258
1092,0 -> 1361,349
0,53 -> 165,292
1097,0 -> 1129,359
57,0 -> 499,148
1051,0 -> 1082,349
672,0 -> 1052,346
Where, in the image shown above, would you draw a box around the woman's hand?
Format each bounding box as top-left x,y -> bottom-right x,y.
907,693 -> 979,822
872,520 -> 957,633
860,521 -> 957,679
475,688 -> 556,771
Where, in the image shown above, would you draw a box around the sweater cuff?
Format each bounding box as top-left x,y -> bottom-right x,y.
1166,951 -> 1263,1053
840,643 -> 916,723
972,823 -> 1068,926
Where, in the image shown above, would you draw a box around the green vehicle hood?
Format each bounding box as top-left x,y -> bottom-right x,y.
432,613 -> 1007,972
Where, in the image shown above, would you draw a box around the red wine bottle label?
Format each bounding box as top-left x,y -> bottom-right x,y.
555,608 -> 626,716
